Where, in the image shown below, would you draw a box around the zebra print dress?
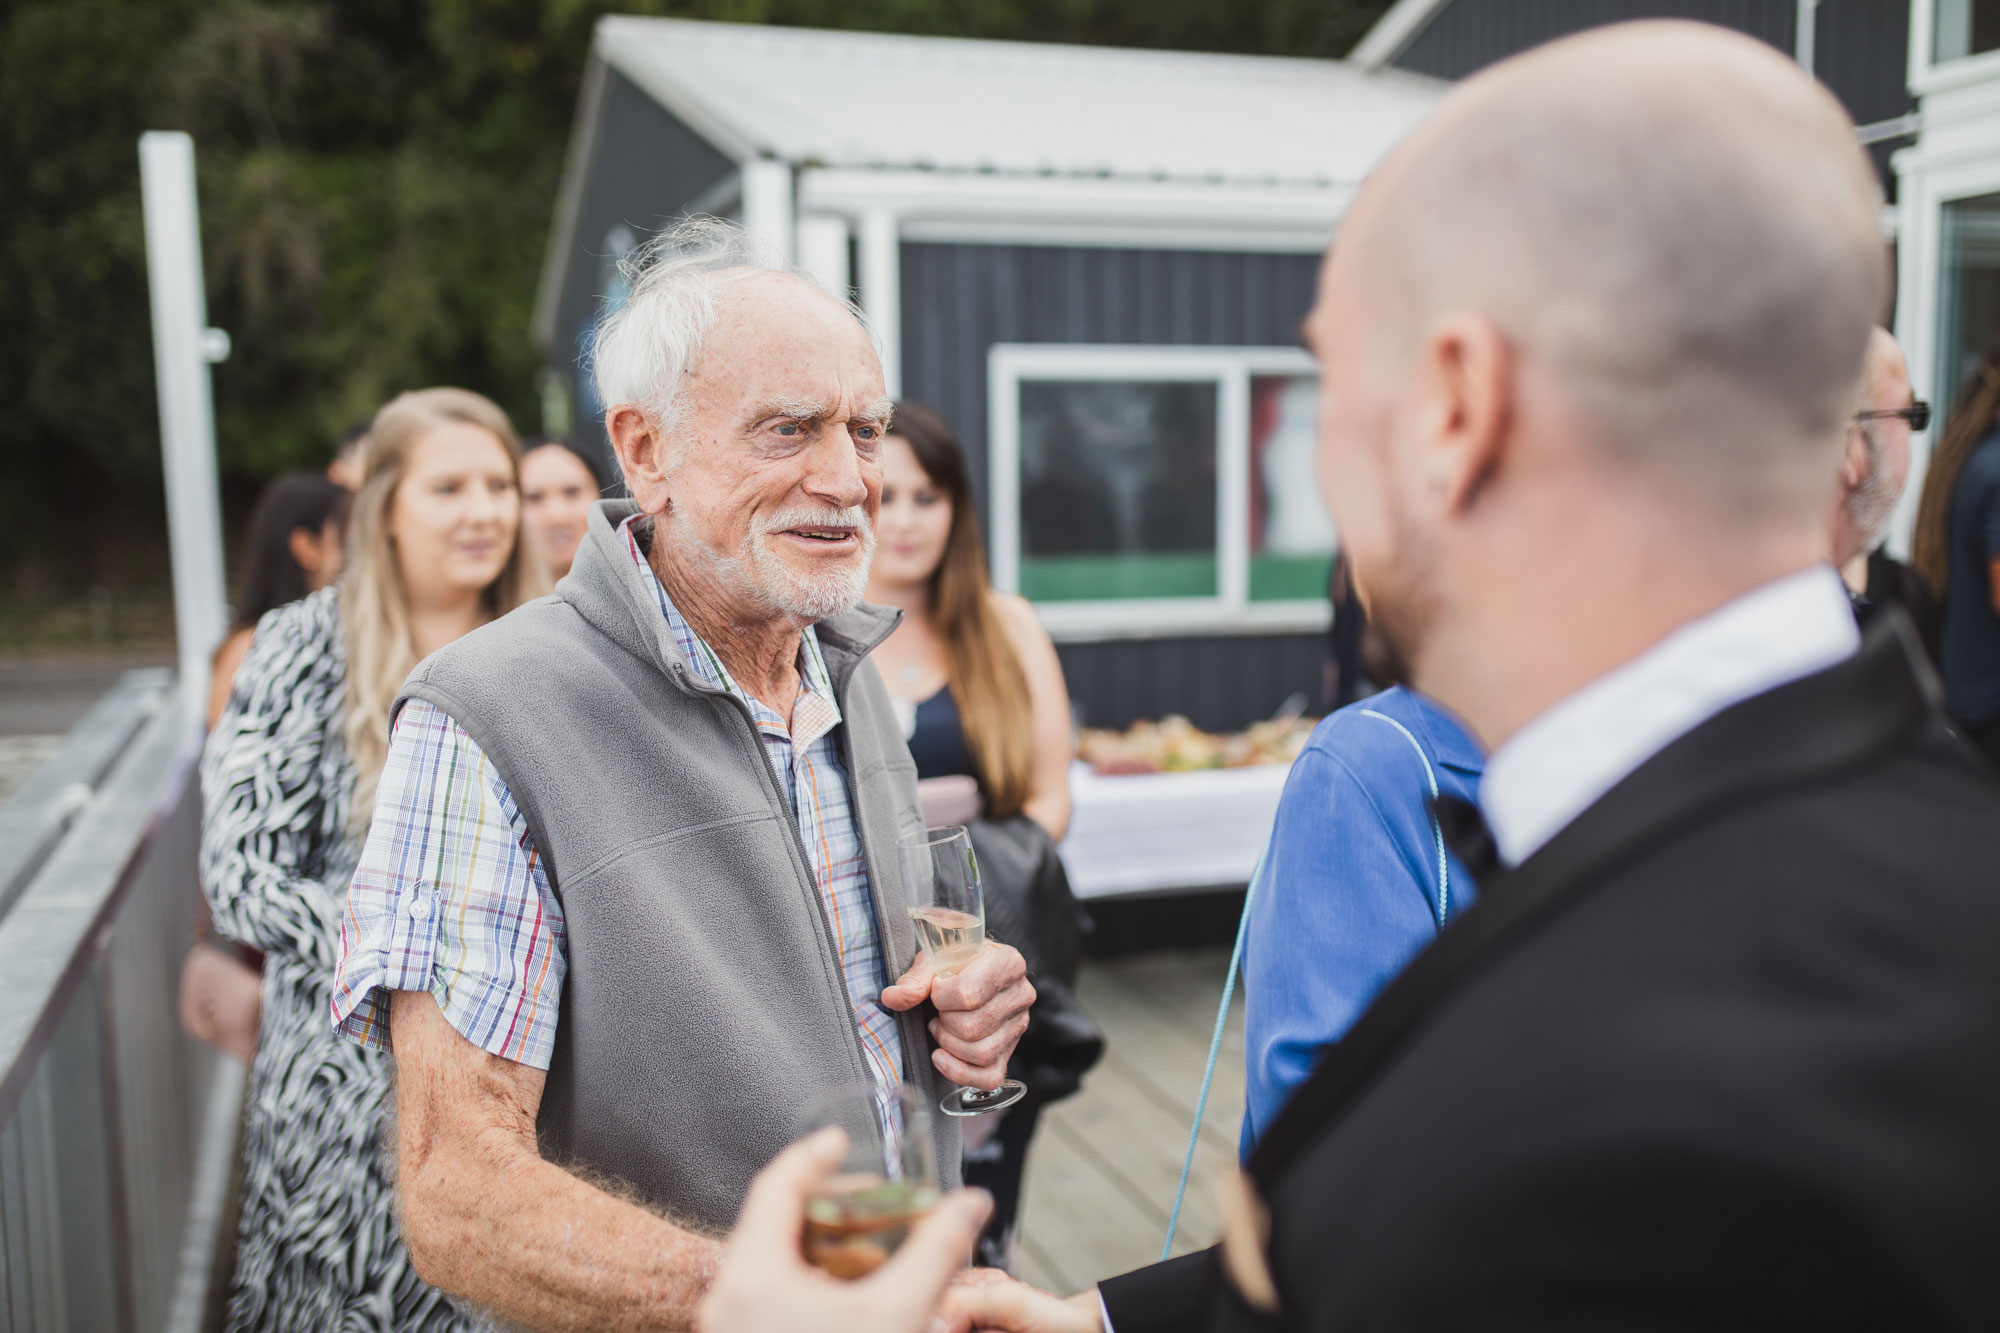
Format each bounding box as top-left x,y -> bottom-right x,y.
200,588 -> 474,1333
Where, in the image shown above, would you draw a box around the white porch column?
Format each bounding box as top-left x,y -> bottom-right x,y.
740,159 -> 795,261
139,131 -> 230,736
795,214 -> 852,299
858,208 -> 902,397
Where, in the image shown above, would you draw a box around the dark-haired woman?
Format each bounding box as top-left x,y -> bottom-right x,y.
864,402 -> 1098,1270
1914,349 -> 2000,764
520,436 -> 601,581
867,403 -> 1074,838
207,471 -> 348,729
186,473 -> 351,1065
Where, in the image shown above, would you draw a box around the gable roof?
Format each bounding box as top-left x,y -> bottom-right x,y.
592,16 -> 1443,190
1349,0 -> 1452,70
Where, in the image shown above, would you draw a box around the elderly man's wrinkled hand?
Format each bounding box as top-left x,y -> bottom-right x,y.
882,943 -> 1035,1090
696,1128 -> 993,1333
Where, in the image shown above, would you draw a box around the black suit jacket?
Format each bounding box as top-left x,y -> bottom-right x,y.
1102,617 -> 2000,1332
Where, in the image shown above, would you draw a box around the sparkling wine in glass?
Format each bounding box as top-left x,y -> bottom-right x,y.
802,1085 -> 941,1280
898,824 -> 1028,1117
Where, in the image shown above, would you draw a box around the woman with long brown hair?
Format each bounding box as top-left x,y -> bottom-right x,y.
864,401 -> 1093,1270
866,402 -> 1074,837
1913,349 -> 2000,763
200,388 -> 546,1330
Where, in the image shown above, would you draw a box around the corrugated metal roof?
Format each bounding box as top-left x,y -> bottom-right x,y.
594,16 -> 1445,190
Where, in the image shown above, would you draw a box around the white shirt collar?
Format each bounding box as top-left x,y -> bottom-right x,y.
1480,566 -> 1860,867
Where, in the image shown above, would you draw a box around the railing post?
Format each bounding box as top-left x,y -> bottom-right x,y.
139,132 -> 229,737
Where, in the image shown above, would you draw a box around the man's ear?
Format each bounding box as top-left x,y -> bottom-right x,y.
1842,429 -> 1868,489
607,405 -> 672,513
1419,313 -> 1512,515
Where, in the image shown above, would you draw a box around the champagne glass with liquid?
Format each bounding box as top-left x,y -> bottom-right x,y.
898,824 -> 1029,1117
802,1084 -> 941,1279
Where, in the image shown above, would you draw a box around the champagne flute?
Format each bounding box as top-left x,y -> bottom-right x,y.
802,1084 -> 941,1279
898,824 -> 1029,1117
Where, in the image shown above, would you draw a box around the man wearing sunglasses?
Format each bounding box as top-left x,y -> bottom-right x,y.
1836,327 -> 1941,659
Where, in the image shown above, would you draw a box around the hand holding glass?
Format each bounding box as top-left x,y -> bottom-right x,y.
898,824 -> 1028,1117
802,1085 -> 941,1279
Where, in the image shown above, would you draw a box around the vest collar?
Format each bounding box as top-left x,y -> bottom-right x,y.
564,500 -> 902,698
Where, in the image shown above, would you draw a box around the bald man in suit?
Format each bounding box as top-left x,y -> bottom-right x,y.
692,21 -> 2000,1333
944,21 -> 2000,1333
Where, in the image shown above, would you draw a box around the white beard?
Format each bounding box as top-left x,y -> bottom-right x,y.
669,504 -> 877,624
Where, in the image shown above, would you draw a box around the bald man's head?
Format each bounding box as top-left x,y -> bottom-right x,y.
1307,22 -> 1889,734
1320,21 -> 1885,503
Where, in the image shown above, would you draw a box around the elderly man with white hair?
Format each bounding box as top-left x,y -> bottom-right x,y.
328,218 -> 1033,1329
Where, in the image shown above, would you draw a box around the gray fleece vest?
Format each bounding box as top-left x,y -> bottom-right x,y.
396,500 -> 957,1229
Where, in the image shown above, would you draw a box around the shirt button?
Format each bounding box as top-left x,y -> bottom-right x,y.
407,889 -> 431,920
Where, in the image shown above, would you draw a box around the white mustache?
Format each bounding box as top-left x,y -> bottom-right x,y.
759,506 -> 874,540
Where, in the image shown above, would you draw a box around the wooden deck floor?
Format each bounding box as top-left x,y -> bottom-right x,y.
1013,948 -> 1245,1295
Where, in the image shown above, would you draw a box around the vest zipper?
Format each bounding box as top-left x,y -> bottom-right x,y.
673,663 -> 882,1109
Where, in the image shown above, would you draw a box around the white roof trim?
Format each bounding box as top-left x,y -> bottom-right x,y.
586,15 -> 1442,185
539,18 -> 1442,347
798,167 -> 1356,231
533,55 -> 611,348
1350,0 -> 1452,71
897,218 -> 1332,254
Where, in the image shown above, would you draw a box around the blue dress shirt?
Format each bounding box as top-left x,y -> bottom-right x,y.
1240,686 -> 1485,1155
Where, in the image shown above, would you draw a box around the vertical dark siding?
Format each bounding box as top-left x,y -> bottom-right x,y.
1056,634 -> 1327,732
1387,0 -> 1911,191
899,243 -> 1321,515
1816,1 -> 1914,126
553,70 -> 736,466
1394,0 -> 1795,78
899,242 -> 1327,732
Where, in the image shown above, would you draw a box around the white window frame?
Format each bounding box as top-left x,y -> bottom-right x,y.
1910,0 -> 2000,96
1892,138 -> 2000,551
987,343 -> 1330,642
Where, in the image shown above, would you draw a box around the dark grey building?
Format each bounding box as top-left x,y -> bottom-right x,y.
1352,1 -> 1916,192
535,17 -> 1442,730
1353,1 -> 2000,557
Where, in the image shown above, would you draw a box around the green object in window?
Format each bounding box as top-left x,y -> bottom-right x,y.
1020,554 -> 1218,602
1249,553 -> 1333,603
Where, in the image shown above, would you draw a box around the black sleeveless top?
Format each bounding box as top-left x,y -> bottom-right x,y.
908,685 -> 976,781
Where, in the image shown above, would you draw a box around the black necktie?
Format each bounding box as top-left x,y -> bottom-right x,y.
1433,793 -> 1502,883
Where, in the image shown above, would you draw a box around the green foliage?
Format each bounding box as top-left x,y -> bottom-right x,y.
0,0 -> 1390,592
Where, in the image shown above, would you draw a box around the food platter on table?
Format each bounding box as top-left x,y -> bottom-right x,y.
1076,714 -> 1317,776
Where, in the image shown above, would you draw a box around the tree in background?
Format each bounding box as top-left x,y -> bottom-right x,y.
0,0 -> 1390,606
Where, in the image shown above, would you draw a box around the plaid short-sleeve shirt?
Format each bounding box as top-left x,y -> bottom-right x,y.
332,518 -> 908,1156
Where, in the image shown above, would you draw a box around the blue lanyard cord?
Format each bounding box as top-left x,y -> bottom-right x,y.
1161,849 -> 1262,1261
1161,710 -> 1448,1260
1355,710 -> 1448,924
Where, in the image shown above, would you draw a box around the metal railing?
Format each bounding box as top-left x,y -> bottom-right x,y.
0,672 -> 242,1333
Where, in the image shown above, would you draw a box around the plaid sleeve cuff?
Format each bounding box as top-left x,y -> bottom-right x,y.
330,700 -> 566,1068
333,984 -> 394,1052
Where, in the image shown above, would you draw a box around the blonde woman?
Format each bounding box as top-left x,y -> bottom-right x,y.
200,388 -> 546,1331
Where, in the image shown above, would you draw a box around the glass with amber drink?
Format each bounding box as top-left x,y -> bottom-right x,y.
801,1084 -> 941,1279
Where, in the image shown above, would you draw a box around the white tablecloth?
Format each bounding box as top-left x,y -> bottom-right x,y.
1057,761 -> 1292,899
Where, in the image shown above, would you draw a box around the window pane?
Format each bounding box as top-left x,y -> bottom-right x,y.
1937,193 -> 2000,426
1935,0 -> 2000,61
1249,374 -> 1335,602
1018,379 -> 1219,602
